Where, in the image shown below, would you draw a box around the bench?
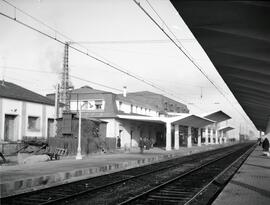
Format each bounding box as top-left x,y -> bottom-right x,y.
46,148 -> 67,160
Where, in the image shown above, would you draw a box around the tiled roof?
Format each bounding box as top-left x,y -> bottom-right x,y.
117,91 -> 188,112
0,81 -> 55,106
116,94 -> 158,111
71,86 -> 113,94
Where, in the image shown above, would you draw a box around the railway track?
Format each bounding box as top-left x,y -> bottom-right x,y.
120,143 -> 256,205
0,143 -> 255,205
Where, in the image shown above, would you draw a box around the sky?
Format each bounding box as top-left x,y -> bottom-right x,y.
0,0 -> 259,138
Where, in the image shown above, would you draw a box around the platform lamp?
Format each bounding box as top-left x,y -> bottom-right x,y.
76,103 -> 83,160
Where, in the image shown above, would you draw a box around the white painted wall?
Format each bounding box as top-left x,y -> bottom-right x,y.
25,102 -> 43,137
100,118 -> 118,139
0,98 -> 55,141
1,99 -> 22,141
44,105 -> 55,138
116,100 -> 159,117
70,99 -> 105,111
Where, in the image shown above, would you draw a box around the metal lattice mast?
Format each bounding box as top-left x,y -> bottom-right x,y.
60,42 -> 71,111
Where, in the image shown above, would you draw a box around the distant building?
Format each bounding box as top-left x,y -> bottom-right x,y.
48,86 -> 235,150
0,81 -> 55,143
65,86 -> 164,148
49,86 -> 214,150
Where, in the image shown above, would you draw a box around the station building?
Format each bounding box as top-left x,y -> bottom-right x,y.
68,86 -> 232,150
0,81 -> 55,143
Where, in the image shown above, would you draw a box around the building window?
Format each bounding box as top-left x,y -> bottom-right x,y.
131,104 -> 133,113
164,102 -> 168,111
119,101 -> 123,110
82,101 -> 89,110
28,116 -> 40,131
95,100 -> 103,110
170,104 -> 174,112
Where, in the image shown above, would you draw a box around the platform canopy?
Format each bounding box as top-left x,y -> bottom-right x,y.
168,114 -> 215,128
117,114 -> 164,124
202,110 -> 231,123
170,1 -> 270,131
218,126 -> 234,132
117,114 -> 214,128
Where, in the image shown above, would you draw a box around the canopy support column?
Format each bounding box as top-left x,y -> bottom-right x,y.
266,116 -> 270,134
215,130 -> 219,144
210,128 -> 214,144
220,131 -> 224,144
187,126 -> 192,148
224,132 -> 227,143
166,122 -> 172,151
205,127 -> 209,145
198,128 -> 201,147
174,124 -> 179,150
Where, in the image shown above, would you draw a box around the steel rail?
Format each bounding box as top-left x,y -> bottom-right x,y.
0,143 -> 250,205
39,145 -> 240,205
118,143 -> 255,205
184,143 -> 257,205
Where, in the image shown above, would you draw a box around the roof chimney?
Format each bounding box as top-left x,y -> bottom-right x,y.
123,86 -> 127,97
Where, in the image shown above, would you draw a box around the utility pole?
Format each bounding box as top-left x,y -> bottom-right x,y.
54,84 -> 60,137
54,84 -> 60,119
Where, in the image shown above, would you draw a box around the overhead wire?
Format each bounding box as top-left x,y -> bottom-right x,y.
144,0 -> 254,126
1,0 -> 90,53
133,0 -> 254,127
1,0 -> 117,66
4,66 -> 201,106
133,0 -> 226,95
144,0 -> 228,96
145,0 -> 194,60
0,1 -> 204,111
73,39 -> 194,44
1,66 -> 123,92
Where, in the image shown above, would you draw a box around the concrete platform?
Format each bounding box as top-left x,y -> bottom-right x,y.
213,146 -> 270,205
0,144 -> 228,198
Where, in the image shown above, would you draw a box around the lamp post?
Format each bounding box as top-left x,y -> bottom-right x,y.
76,105 -> 82,160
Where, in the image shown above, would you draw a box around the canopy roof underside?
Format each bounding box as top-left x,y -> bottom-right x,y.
170,114 -> 214,128
218,126 -> 234,132
202,110 -> 231,123
117,114 -> 214,128
171,1 -> 270,131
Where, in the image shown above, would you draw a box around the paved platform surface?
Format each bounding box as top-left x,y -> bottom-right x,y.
213,146 -> 270,205
0,144 -> 228,198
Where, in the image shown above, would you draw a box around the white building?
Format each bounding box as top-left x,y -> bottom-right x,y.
0,81 -> 55,142
59,86 -> 230,151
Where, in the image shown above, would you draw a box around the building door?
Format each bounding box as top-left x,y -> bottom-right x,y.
155,131 -> 163,147
117,130 -> 123,148
4,115 -> 16,141
47,118 -> 55,138
130,130 -> 133,148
